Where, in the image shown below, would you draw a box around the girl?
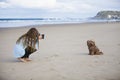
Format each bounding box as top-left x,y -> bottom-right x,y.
14,28 -> 42,62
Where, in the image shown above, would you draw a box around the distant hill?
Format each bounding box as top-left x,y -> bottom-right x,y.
93,11 -> 120,19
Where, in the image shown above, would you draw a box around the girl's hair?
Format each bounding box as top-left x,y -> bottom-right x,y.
16,28 -> 40,49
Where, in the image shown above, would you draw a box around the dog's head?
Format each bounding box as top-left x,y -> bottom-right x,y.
87,40 -> 95,47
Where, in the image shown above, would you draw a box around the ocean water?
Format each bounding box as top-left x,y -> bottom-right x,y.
0,18 -> 119,28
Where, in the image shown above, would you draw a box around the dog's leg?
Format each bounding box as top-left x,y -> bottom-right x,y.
90,50 -> 94,55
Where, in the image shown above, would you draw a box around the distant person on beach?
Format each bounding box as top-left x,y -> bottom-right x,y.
13,28 -> 44,62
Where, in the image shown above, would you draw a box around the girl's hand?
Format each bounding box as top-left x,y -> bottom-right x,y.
39,36 -> 42,40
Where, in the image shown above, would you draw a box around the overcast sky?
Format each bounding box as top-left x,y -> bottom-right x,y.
0,0 -> 120,18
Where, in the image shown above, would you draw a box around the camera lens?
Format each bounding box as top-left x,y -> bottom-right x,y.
42,34 -> 44,39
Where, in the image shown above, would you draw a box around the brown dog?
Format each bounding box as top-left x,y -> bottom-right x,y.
87,40 -> 103,55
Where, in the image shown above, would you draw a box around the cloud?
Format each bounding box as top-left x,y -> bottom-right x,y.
51,1 -> 96,13
0,0 -> 120,11
0,0 -> 6,2
0,2 -> 11,8
0,0 -> 56,8
50,2 -> 77,12
49,0 -> 120,17
0,0 -> 120,18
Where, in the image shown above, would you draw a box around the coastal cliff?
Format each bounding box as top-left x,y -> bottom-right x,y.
93,11 -> 120,19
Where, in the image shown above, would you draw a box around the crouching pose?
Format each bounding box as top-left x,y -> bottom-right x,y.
14,28 -> 44,62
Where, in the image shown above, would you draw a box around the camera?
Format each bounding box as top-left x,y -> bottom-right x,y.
41,34 -> 44,39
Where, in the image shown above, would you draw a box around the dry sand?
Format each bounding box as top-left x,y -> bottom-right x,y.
0,22 -> 120,80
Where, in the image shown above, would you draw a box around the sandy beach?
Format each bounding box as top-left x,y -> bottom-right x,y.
0,22 -> 120,80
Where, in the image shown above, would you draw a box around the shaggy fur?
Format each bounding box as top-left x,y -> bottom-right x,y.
87,40 -> 103,55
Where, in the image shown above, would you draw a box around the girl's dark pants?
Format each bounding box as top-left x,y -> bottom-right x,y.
21,48 -> 32,58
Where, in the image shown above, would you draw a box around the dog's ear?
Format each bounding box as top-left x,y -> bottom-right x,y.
87,40 -> 91,46
87,40 -> 89,43
91,41 -> 95,46
87,40 -> 89,44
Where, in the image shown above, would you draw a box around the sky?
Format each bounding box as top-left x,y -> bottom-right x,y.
0,0 -> 120,18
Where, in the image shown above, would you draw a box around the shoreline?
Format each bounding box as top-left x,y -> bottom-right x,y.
0,21 -> 120,29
